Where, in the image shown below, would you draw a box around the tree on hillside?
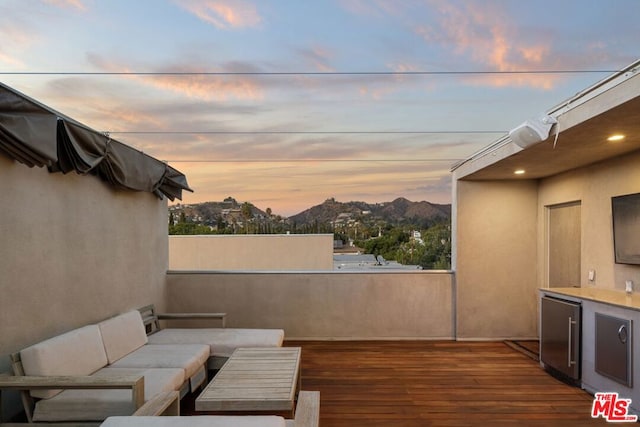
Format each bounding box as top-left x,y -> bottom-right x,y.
418,223 -> 451,269
169,210 -> 215,235
361,228 -> 409,260
241,202 -> 253,233
358,221 -> 451,270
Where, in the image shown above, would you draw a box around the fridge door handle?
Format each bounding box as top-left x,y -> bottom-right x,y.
568,317 -> 577,367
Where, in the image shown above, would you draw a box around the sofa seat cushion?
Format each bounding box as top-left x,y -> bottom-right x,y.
147,328 -> 285,358
101,415 -> 286,427
98,310 -> 149,364
21,324 -> 108,399
94,367 -> 185,396
108,344 -> 209,379
31,367 -> 185,422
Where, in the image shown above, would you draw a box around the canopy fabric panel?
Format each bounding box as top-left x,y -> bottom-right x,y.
0,83 -> 192,201
53,120 -> 108,174
0,84 -> 59,167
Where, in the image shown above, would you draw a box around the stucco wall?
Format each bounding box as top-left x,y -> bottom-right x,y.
166,271 -> 454,339
454,180 -> 539,339
454,150 -> 640,340
0,155 -> 168,364
169,234 -> 334,271
538,150 -> 640,290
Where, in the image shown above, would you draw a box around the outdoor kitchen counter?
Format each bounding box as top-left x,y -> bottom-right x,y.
540,287 -> 640,312
542,286 -> 640,417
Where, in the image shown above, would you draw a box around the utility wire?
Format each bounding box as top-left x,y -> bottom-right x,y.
0,70 -> 618,76
162,158 -> 463,163
108,130 -> 506,135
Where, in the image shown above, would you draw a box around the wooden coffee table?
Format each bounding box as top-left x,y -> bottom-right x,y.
195,347 -> 302,416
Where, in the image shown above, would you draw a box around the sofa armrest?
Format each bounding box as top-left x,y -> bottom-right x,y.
131,391 -> 180,416
294,391 -> 320,427
0,374 -> 144,410
157,312 -> 227,328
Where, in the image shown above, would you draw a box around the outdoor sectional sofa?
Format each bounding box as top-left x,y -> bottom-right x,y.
4,308 -> 285,423
139,305 -> 285,370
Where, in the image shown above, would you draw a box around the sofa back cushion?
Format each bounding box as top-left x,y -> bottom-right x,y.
98,310 -> 148,364
21,324 -> 108,399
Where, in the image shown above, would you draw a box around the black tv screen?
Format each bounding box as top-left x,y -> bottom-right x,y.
612,192 -> 640,265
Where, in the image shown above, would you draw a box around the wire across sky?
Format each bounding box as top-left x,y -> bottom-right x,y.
3,0 -> 637,215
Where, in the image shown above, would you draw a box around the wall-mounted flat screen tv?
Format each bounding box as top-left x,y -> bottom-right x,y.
612,192 -> 640,265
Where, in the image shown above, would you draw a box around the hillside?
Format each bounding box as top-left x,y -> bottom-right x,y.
289,197 -> 451,228
170,197 -> 269,226
170,196 -> 451,231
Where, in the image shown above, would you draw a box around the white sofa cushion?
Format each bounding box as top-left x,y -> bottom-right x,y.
20,324 -> 108,399
108,344 -> 209,379
94,367 -> 185,396
100,416 -> 286,427
32,367 -> 183,422
98,310 -> 149,364
147,328 -> 285,357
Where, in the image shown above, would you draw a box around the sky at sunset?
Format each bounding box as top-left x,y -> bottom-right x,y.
1,0 -> 639,216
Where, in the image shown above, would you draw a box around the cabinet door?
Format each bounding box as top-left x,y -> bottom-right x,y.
595,313 -> 632,386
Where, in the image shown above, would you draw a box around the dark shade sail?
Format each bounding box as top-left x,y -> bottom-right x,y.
0,82 -> 192,200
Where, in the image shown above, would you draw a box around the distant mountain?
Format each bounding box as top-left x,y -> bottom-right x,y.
289,197 -> 450,227
171,196 -> 451,230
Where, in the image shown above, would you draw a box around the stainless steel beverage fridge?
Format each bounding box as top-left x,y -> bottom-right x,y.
540,295 -> 581,382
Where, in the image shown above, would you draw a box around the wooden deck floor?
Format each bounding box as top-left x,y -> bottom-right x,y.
284,340 -> 608,427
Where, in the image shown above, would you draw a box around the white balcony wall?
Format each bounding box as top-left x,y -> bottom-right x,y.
169,234 -> 334,271
454,180 -> 539,340
166,271 -> 454,339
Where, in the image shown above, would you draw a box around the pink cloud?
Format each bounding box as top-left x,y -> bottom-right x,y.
297,46 -> 335,73
176,0 -> 261,29
87,53 -> 265,101
43,0 -> 86,11
145,75 -> 264,101
418,0 -> 558,89
338,0 -> 405,18
0,20 -> 36,67
0,51 -> 24,67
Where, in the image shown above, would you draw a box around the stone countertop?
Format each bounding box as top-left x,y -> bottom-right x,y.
540,287 -> 640,312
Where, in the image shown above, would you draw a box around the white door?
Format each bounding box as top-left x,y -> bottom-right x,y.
548,201 -> 581,287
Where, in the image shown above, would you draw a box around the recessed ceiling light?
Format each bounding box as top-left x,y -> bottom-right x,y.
514,169 -> 525,175
607,134 -> 625,142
